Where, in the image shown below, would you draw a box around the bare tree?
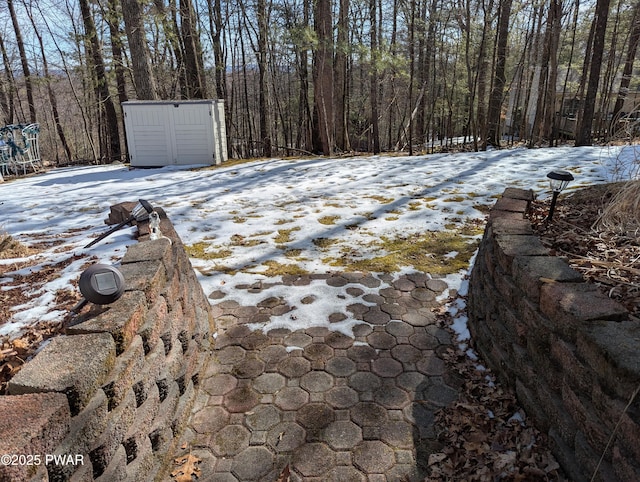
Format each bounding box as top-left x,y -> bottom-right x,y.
206,0 -> 231,157
7,0 -> 35,122
529,1 -> 563,145
79,0 -> 121,162
23,1 -> 72,164
312,0 -> 334,155
576,0 -> 611,146
0,32 -> 17,124
335,0 -> 350,152
487,0 -> 512,147
369,0 -> 380,153
256,0 -> 272,156
477,0 -> 496,150
104,0 -> 128,107
610,0 -> 640,134
179,0 -> 208,98
122,0 -> 158,100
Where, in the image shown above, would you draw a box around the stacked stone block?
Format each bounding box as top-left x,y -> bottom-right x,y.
1,206 -> 214,481
468,187 -> 639,482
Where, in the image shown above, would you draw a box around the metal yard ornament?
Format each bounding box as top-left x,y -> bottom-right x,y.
84,199 -> 154,249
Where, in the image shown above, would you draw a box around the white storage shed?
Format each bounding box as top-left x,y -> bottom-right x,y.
122,100 -> 227,167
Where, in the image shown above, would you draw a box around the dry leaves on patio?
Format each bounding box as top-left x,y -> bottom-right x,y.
427,322 -> 565,481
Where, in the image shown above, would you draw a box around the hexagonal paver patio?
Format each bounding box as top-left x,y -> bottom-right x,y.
175,272 -> 459,481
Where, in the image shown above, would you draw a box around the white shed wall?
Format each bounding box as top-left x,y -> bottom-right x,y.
123,100 -> 227,167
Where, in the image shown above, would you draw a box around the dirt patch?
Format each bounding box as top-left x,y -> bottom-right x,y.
0,252 -> 86,394
0,233 -> 34,259
528,181 -> 639,319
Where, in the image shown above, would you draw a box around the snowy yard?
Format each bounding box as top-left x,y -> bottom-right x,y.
0,146 -> 631,342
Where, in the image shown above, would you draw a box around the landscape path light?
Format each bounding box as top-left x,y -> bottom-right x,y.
546,169 -> 574,222
72,263 -> 125,312
84,199 -> 154,248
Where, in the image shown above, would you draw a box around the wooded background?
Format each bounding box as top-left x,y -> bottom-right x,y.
1,0 -> 639,163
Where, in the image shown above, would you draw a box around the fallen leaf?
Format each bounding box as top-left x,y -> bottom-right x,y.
428,453 -> 447,465
171,453 -> 201,482
276,464 -> 290,482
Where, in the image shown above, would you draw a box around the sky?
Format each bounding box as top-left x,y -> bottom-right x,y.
0,145 -> 636,349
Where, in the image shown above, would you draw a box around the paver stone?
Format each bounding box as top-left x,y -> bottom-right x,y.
274,386 -> 309,410
324,420 -> 363,450
211,425 -> 250,456
353,440 -> 395,473
293,442 -> 335,476
326,386 -> 359,409
326,357 -> 357,377
231,447 -> 273,480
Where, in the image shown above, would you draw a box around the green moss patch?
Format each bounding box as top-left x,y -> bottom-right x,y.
260,261 -> 309,276
185,242 -> 232,260
284,249 -> 304,258
230,234 -> 264,247
318,215 -> 341,225
366,195 -> 395,204
274,227 -> 301,244
328,225 -> 481,275
312,237 -> 338,248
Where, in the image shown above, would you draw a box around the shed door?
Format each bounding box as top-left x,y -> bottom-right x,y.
124,105 -> 173,166
172,104 -> 215,165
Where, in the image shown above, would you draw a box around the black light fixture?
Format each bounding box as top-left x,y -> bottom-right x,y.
546,170 -> 574,222
78,264 -> 125,304
84,199 -> 154,248
71,263 -> 125,313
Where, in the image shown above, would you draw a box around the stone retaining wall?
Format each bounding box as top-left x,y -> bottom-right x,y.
0,206 -> 214,481
468,187 -> 640,481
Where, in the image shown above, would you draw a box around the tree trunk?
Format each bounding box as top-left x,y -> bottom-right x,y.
7,0 -> 35,122
610,0 -> 640,134
476,0 -> 495,150
576,0 -> 611,146
530,2 -> 562,145
122,0 -> 158,100
558,0 -> 580,144
335,0 -> 350,151
369,0 -> 380,153
543,0 -> 563,145
296,0 -> 312,152
312,0 -> 334,155
415,0 -> 428,142
208,0 -> 227,100
0,32 -> 16,124
407,0 -> 416,154
207,0 -> 231,157
24,1 -> 72,164
106,0 -> 128,107
79,0 -> 121,162
598,0 -> 623,137
257,0 -> 272,156
179,0 -> 208,98
487,0 -> 511,147
457,0 -> 476,147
